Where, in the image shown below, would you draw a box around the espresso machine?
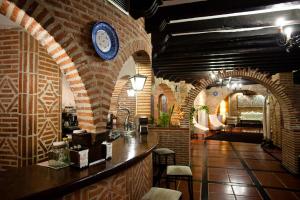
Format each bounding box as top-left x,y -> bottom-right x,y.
139,117 -> 148,134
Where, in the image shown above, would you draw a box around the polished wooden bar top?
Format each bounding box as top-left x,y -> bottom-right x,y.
0,132 -> 158,200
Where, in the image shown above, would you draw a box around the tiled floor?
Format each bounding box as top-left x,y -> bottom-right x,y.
155,135 -> 300,200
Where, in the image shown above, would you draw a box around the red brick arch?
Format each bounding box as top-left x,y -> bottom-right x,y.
182,68 -> 300,173
0,0 -> 95,131
109,75 -> 130,113
110,40 -> 152,118
153,83 -> 182,125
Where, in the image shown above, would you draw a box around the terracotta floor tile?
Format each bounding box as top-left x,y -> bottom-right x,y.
208,183 -> 234,194
208,167 -> 227,175
265,188 -> 300,200
208,160 -> 244,169
207,145 -> 232,151
275,173 -> 300,190
232,185 -> 260,197
206,140 -> 230,145
253,171 -> 285,188
235,195 -> 262,200
239,152 -> 274,160
178,181 -> 201,200
207,150 -> 237,158
227,169 -> 249,176
229,175 -> 253,184
245,159 -> 285,172
209,193 -> 236,200
209,174 -> 230,182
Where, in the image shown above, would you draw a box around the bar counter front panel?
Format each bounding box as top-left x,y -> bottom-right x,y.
0,132 -> 158,200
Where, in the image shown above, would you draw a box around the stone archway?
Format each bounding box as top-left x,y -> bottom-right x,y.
0,0 -> 94,131
182,68 -> 300,173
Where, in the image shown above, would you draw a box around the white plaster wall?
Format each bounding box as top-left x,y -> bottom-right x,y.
62,75 -> 76,108
118,56 -> 136,79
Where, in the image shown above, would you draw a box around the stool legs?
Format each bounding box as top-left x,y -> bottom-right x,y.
153,152 -> 176,186
166,176 -> 193,200
188,176 -> 193,200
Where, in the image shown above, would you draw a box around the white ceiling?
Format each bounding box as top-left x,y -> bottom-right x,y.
0,13 -> 20,29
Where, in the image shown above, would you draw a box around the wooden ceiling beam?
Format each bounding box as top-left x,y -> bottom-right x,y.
158,0 -> 300,21
166,9 -> 300,34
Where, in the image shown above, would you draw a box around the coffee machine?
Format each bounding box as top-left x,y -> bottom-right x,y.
139,117 -> 148,134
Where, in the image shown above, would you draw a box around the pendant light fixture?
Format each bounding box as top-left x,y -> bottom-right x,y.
129,64 -> 147,91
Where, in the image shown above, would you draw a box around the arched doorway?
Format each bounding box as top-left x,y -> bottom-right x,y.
0,0 -> 93,131
108,51 -> 152,129
182,69 -> 299,173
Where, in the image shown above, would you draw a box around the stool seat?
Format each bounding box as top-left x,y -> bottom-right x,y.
142,187 -> 182,200
153,148 -> 175,155
167,165 -> 192,176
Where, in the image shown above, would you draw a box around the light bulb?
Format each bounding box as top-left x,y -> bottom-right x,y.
284,27 -> 293,39
275,17 -> 286,27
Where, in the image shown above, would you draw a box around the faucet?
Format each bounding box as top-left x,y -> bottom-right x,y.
118,107 -> 131,131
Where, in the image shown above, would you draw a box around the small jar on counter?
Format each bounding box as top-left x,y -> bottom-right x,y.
48,141 -> 70,168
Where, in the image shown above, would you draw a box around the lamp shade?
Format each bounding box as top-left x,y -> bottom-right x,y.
127,89 -> 135,97
130,74 -> 147,91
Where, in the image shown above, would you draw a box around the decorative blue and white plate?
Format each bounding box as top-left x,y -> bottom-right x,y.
92,22 -> 119,60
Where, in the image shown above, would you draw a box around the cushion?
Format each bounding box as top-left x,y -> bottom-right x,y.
153,148 -> 175,155
142,187 -> 182,200
167,165 -> 192,176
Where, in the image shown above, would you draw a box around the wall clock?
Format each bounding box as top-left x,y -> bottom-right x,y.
92,22 -> 119,60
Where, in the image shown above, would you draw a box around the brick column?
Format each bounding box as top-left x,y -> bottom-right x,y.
135,56 -> 152,117
18,31 -> 38,167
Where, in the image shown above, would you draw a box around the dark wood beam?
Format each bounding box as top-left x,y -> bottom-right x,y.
153,55 -> 300,68
159,0 -> 300,21
166,9 -> 300,34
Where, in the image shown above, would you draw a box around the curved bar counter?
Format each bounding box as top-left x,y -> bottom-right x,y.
0,132 -> 158,200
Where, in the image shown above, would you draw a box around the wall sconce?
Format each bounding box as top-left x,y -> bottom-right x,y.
127,89 -> 135,97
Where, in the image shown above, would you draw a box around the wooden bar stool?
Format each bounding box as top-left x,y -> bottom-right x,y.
142,187 -> 182,200
166,165 -> 193,200
153,148 -> 176,185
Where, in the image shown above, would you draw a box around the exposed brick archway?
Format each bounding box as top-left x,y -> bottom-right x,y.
182,68 -> 300,173
153,83 -> 181,125
109,75 -> 130,114
0,0 -> 95,131
110,44 -> 152,118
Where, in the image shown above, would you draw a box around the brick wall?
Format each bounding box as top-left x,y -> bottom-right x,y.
37,40 -> 61,163
182,69 -> 300,173
0,29 -> 61,169
0,29 -> 19,170
116,80 -> 136,128
149,128 -> 190,165
109,76 -> 129,116
269,95 -> 282,148
1,0 -> 152,133
272,72 -> 300,173
63,154 -> 152,200
153,83 -> 181,126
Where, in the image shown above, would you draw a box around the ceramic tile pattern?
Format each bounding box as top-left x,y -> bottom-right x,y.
155,137 -> 300,200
